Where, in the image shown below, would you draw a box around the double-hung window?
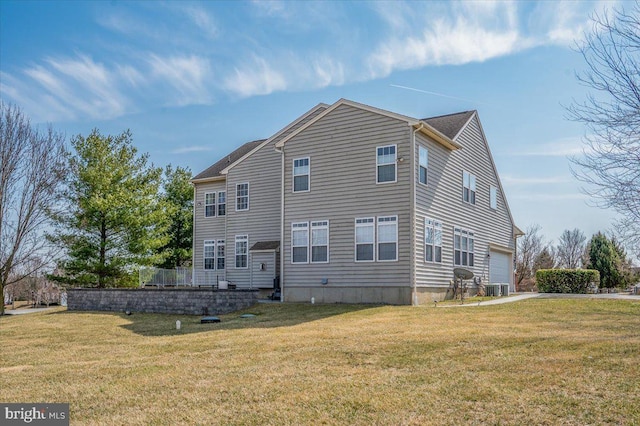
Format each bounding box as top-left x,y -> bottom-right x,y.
292,222 -> 309,264
311,221 -> 329,263
236,183 -> 249,211
355,218 -> 375,262
463,171 -> 476,205
376,145 -> 397,183
293,158 -> 310,192
218,191 -> 226,216
204,193 -> 216,217
454,227 -> 474,267
419,146 -> 428,185
216,240 -> 225,270
235,235 -> 248,268
490,185 -> 497,210
204,240 -> 216,269
425,218 -> 443,263
377,216 -> 398,261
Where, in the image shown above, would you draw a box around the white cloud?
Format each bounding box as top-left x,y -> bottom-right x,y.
223,56 -> 287,98
511,193 -> 589,201
182,6 -> 219,39
148,54 -> 213,105
367,1 -> 522,78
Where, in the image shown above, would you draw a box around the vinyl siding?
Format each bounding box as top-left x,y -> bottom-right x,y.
282,104 -> 412,295
225,140 -> 281,287
224,105 -> 327,288
414,114 -> 514,289
193,181 -> 227,272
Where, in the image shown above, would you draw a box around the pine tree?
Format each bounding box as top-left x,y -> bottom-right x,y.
588,232 -> 621,289
49,129 -> 169,287
156,165 -> 193,269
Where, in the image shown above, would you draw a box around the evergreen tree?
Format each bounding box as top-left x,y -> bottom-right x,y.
49,129 -> 169,287
588,232 -> 621,289
533,246 -> 555,272
156,165 -> 193,268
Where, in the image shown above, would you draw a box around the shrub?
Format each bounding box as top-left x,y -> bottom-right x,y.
536,269 -> 600,294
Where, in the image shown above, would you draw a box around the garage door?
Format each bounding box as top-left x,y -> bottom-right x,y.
490,251 -> 511,285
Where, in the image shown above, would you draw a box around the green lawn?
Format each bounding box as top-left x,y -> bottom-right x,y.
1,299 -> 639,425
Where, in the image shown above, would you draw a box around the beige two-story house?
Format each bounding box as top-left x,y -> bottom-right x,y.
192,99 -> 521,304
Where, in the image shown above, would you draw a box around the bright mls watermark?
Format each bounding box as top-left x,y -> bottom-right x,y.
1,403 -> 69,425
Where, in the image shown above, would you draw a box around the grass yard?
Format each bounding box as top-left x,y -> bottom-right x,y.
1,299 -> 639,425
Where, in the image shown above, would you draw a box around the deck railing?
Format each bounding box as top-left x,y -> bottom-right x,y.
139,267 -> 222,288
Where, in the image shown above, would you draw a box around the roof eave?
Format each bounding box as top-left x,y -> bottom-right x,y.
414,122 -> 462,150
191,175 -> 226,184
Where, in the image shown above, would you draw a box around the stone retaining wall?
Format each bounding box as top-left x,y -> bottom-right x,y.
67,288 -> 258,315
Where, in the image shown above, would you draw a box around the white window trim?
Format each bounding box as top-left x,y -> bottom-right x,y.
236,183 -> 249,211
311,220 -> 329,263
235,235 -> 248,269
376,144 -> 397,184
292,157 -> 310,193
490,185 -> 497,210
462,171 -> 477,205
377,215 -> 398,262
204,192 -> 216,217
425,218 -> 443,263
216,239 -> 225,270
419,145 -> 428,186
355,217 -> 375,263
217,191 -> 226,216
204,240 -> 216,269
454,227 -> 475,267
291,222 -> 309,264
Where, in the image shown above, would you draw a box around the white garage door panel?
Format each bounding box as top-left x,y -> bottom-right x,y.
490,251 -> 511,284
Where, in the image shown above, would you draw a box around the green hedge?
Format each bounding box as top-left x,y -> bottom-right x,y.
536,269 -> 600,294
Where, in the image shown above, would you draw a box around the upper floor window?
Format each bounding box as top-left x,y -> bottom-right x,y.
377,216 -> 398,261
205,193 -> 216,217
490,185 -> 497,210
463,171 -> 476,205
311,221 -> 329,263
377,145 -> 397,183
355,218 -> 375,262
425,218 -> 442,263
236,183 -> 249,211
454,227 -> 474,267
235,235 -> 248,268
292,222 -> 309,264
293,158 -> 310,192
218,191 -> 226,216
419,146 -> 428,185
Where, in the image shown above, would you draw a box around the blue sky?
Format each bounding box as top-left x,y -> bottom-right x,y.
0,0 -> 626,246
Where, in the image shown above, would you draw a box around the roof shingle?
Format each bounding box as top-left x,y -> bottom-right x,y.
422,111 -> 475,140
192,139 -> 266,181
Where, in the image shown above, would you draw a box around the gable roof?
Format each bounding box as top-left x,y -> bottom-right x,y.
423,111 -> 476,140
275,98 -> 462,151
192,139 -> 265,182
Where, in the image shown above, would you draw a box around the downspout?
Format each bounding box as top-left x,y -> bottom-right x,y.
192,184 -> 197,286
276,145 -> 285,302
411,123 -> 423,306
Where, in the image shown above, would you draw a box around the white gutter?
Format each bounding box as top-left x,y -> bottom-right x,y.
411,123 -> 423,306
191,184 -> 197,285
276,145 -> 285,302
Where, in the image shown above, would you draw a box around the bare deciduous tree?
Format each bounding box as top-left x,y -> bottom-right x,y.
568,4 -> 640,259
0,103 -> 66,314
556,228 -> 587,269
516,224 -> 544,290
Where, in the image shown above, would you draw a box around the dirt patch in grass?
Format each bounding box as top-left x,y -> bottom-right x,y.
1,299 -> 638,425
